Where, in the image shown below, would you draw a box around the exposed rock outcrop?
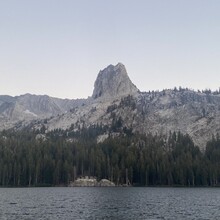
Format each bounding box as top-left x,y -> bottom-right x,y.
69,177 -> 98,187
92,63 -> 138,100
99,179 -> 115,187
69,177 -> 115,187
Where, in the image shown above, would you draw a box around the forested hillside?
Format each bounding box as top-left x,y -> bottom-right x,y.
0,127 -> 220,187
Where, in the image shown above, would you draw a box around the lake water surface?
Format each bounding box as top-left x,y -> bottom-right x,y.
0,187 -> 220,219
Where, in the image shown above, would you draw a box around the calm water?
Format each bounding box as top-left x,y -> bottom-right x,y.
0,187 -> 220,219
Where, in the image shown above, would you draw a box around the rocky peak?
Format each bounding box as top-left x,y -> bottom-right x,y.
92,63 -> 138,100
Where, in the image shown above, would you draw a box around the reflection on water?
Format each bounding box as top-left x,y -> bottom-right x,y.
0,187 -> 220,219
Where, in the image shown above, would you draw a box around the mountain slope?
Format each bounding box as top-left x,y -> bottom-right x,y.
0,93 -> 85,130
1,63 -> 220,149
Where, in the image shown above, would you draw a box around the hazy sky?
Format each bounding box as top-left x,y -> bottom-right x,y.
0,0 -> 220,99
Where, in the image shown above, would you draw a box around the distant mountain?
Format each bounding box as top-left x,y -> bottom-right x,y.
1,63 -> 220,149
0,93 -> 85,130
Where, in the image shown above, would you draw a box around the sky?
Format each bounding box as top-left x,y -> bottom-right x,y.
0,0 -> 220,99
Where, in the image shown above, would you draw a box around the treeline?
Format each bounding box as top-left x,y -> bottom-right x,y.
0,128 -> 220,187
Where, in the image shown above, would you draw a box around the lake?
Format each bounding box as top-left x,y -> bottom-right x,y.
0,187 -> 219,219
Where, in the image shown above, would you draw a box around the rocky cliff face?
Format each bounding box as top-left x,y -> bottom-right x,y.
92,63 -> 138,100
1,63 -> 220,149
0,94 -> 85,130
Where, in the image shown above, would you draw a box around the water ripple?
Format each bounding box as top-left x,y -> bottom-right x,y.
0,187 -> 220,219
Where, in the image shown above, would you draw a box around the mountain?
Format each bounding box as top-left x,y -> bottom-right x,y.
92,63 -> 138,100
1,63 -> 220,149
0,93 -> 85,130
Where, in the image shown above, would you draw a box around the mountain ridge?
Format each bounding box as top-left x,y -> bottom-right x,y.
1,63 -> 220,149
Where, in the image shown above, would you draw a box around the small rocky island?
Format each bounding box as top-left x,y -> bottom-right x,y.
69,176 -> 115,187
